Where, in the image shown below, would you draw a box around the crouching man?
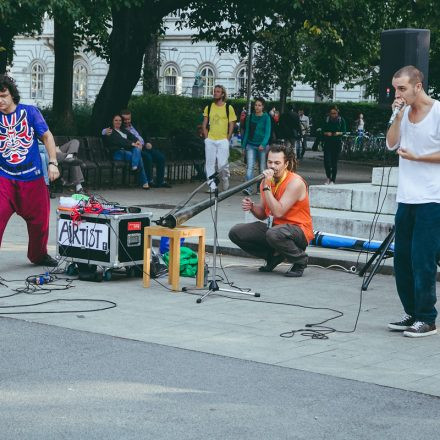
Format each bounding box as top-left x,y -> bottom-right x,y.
229,144 -> 313,277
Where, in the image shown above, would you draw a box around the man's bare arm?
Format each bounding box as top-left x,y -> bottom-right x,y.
386,99 -> 405,150
41,130 -> 60,181
398,148 -> 440,163
228,120 -> 236,140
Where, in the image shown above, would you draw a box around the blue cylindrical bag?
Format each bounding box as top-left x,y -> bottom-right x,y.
159,237 -> 185,254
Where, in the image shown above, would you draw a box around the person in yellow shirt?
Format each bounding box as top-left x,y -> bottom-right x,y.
202,85 -> 237,192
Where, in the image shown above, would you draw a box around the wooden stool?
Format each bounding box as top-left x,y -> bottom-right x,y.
143,225 -> 205,291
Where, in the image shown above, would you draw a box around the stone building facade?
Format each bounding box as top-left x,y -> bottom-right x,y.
9,12 -> 369,107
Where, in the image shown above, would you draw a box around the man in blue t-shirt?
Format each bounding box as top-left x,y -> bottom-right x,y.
0,75 -> 60,266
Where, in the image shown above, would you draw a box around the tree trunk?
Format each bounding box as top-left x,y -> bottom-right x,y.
143,34 -> 159,95
52,12 -> 75,134
91,0 -> 188,134
0,32 -> 14,75
0,49 -> 7,75
91,5 -> 158,134
279,84 -> 288,114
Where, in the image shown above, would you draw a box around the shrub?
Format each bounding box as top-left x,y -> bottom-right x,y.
41,94 -> 393,145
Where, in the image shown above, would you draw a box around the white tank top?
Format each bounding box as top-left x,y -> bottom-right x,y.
395,100 -> 440,204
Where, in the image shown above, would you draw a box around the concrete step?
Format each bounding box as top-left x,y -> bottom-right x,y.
372,167 -> 398,187
309,183 -> 397,215
310,207 -> 394,241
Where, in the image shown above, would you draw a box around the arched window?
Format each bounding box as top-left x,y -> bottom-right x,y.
73,62 -> 88,102
164,65 -> 178,95
237,67 -> 247,97
30,62 -> 45,99
200,66 -> 215,97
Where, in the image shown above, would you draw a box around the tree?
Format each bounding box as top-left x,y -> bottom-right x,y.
89,0 -> 288,133
143,34 -> 159,95
90,0 -> 187,133
248,1 -> 393,111
0,1 -> 46,74
49,0 -> 112,133
52,7 -> 76,133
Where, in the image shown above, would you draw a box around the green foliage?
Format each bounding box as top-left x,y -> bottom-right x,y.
41,95 -> 392,143
129,94 -> 246,137
128,94 -> 204,137
0,0 -> 46,71
41,104 -> 93,136
251,0 -> 388,108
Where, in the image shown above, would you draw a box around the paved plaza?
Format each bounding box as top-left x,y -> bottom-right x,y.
1,155 -> 439,438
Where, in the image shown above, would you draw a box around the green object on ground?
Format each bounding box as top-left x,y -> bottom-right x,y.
72,193 -> 90,201
162,246 -> 198,277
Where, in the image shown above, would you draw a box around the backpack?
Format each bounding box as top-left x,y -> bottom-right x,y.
207,102 -> 231,136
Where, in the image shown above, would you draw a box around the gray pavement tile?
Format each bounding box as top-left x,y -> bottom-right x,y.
3,183 -> 440,398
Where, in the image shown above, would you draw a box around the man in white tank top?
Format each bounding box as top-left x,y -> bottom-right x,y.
386,65 -> 440,337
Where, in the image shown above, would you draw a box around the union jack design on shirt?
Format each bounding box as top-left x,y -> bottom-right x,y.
0,110 -> 34,165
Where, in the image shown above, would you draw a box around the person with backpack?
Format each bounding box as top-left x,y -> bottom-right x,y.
202,85 -> 237,192
321,106 -> 347,184
241,97 -> 272,195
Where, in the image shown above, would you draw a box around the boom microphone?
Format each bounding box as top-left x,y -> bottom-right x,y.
156,173 -> 264,228
388,102 -> 405,126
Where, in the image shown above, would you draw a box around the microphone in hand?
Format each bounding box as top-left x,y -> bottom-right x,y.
388,102 -> 405,126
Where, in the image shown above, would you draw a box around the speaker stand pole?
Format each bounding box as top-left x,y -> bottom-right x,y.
196,178 -> 260,303
358,226 -> 395,291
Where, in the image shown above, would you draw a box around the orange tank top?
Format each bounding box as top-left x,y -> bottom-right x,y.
261,171 -> 314,243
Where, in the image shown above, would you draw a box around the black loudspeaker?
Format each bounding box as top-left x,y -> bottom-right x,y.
379,28 -> 430,105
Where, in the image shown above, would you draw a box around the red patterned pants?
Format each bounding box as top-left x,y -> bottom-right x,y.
0,176 -> 50,263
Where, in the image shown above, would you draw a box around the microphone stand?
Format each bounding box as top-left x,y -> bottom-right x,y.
358,110 -> 400,290
194,175 -> 260,304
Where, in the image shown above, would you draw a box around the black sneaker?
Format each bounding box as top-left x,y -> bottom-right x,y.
258,254 -> 284,272
388,314 -> 414,331
284,263 -> 306,278
403,321 -> 437,338
34,254 -> 58,267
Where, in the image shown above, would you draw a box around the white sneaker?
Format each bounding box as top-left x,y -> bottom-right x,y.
222,179 -> 230,191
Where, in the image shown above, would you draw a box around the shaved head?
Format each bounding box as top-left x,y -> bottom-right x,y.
393,65 -> 424,86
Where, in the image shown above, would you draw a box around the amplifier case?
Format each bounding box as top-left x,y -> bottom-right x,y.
56,210 -> 152,269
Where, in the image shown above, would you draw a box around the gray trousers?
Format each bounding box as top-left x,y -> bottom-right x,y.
229,221 -> 309,266
56,139 -> 84,185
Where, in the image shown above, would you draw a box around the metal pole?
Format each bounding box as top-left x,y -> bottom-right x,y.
157,41 -> 161,93
246,41 -> 253,115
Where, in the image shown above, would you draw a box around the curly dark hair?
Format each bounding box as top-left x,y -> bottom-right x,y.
268,143 -> 297,172
0,75 -> 20,105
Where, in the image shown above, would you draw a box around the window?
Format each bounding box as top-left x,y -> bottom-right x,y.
30,62 -> 44,100
237,67 -> 247,97
200,66 -> 215,97
164,66 -> 178,94
73,62 -> 88,102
